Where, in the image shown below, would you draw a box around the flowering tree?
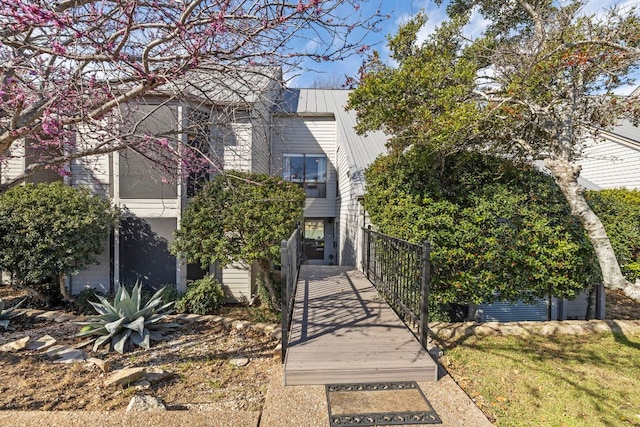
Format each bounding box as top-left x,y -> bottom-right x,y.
0,0 -> 382,191
348,1 -> 640,300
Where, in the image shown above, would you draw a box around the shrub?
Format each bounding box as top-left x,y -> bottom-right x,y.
176,275 -> 225,315
0,182 -> 119,303
364,150 -> 599,318
76,282 -> 179,353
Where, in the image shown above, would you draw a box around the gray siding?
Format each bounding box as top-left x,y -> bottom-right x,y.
271,116 -> 337,217
476,299 -> 550,322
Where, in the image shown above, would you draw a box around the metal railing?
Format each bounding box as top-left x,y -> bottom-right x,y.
280,226 -> 302,362
362,227 -> 431,349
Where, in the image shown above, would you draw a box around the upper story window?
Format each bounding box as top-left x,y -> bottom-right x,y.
283,154 -> 327,198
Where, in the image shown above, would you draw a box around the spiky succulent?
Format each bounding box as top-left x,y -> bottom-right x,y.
0,297 -> 25,330
76,282 -> 179,354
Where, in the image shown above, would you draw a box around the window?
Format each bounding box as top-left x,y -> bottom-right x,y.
283,154 -> 327,198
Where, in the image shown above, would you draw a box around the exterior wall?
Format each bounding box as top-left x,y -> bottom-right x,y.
0,139 -> 25,184
69,239 -> 112,295
221,261 -> 255,303
223,118 -> 253,172
336,143 -> 363,267
579,136 -> 640,189
250,101 -> 273,174
475,298 -> 554,322
271,115 -> 337,218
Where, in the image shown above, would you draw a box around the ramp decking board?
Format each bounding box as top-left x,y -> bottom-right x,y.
284,266 -> 438,385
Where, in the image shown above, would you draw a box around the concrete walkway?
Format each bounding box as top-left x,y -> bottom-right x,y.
261,364 -> 493,427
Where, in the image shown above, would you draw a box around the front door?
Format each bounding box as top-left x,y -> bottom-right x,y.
303,218 -> 336,265
304,219 -> 325,263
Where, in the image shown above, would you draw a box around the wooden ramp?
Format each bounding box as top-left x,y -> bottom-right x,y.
284,266 -> 438,385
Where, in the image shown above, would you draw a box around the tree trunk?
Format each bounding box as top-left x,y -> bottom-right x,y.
58,274 -> 74,303
545,158 -> 640,301
257,259 -> 280,311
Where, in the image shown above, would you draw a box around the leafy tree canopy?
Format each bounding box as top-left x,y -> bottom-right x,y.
349,0 -> 640,300
365,150 -> 599,307
171,171 -> 305,308
0,182 -> 119,302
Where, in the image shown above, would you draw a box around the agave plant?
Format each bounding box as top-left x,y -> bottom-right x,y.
0,297 -> 25,330
77,282 -> 179,354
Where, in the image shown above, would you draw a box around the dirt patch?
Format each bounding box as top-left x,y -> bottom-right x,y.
0,299 -> 278,412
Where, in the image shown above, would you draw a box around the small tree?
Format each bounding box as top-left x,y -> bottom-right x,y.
0,182 -> 119,303
171,171 -> 305,310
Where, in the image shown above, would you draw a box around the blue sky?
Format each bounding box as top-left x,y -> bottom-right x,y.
289,0 -> 639,95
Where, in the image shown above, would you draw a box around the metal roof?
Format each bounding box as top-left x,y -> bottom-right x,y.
277,88 -> 388,196
608,119 -> 640,145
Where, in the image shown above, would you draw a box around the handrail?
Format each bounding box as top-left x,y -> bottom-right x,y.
362,226 -> 431,349
280,226 -> 302,362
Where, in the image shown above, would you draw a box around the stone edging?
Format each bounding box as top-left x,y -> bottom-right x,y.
429,319 -> 640,342
15,308 -> 282,340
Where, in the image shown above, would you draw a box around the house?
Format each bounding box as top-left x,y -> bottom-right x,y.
3,69 -> 636,322
0,70 -> 387,302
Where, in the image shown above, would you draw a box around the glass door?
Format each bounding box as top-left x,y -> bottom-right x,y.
304,219 -> 325,261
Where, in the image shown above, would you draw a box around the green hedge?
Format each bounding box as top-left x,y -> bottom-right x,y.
364,150 -> 599,310
586,189 -> 640,282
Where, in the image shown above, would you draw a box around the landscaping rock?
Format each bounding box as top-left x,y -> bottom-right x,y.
45,344 -> 67,358
133,380 -> 152,390
229,356 -> 250,367
142,368 -> 173,384
0,336 -> 30,352
104,367 -> 172,388
53,348 -> 87,364
126,394 -> 166,412
26,335 -> 56,351
53,313 -> 76,323
104,367 -> 147,387
233,320 -> 251,330
86,357 -> 111,373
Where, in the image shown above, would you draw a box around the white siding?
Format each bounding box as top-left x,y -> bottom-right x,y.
71,126 -> 111,197
117,199 -> 180,218
70,237 -> 111,295
250,102 -> 272,174
271,116 -> 337,217
223,121 -> 252,172
221,261 -> 256,303
1,139 -> 25,184
336,144 -> 363,267
579,137 -> 640,189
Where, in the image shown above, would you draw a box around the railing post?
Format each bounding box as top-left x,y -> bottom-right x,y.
419,241 -> 430,350
280,239 -> 289,363
365,226 -> 371,280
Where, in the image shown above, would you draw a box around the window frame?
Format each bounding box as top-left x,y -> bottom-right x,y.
283,153 -> 327,198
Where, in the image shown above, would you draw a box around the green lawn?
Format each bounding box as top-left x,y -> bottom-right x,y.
441,333 -> 640,426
